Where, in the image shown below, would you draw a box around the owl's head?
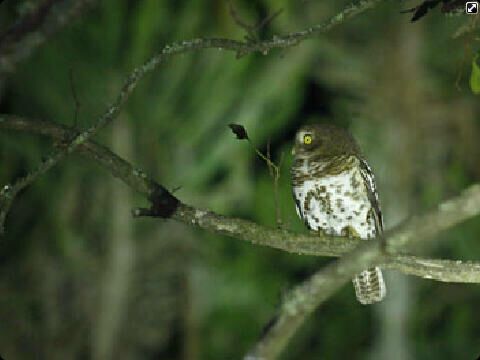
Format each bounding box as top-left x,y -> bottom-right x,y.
292,124 -> 361,158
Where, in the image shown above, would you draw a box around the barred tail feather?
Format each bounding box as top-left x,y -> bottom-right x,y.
352,267 -> 386,305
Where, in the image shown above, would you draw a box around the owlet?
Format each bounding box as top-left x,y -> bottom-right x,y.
291,124 -> 386,305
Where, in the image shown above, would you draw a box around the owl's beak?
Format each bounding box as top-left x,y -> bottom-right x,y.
291,146 -> 295,155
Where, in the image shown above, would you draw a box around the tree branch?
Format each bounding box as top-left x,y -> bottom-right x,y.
0,0 -> 99,73
0,0 -> 381,72
383,255 -> 480,283
245,240 -> 383,359
0,0 -> 60,51
2,115 -> 480,283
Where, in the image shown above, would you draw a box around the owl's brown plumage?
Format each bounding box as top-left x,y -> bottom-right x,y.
291,124 -> 386,305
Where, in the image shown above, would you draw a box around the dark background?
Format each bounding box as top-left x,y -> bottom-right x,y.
0,0 -> 480,359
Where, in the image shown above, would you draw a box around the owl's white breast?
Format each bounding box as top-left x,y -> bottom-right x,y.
293,167 -> 376,239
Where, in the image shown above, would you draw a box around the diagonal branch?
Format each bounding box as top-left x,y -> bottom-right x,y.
245,240 -> 382,359
2,115 -> 480,283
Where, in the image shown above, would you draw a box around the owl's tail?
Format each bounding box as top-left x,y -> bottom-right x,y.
352,267 -> 386,305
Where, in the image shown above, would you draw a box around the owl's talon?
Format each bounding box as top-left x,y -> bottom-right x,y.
308,229 -> 327,237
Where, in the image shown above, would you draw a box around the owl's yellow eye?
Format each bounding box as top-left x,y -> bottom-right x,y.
303,134 -> 313,145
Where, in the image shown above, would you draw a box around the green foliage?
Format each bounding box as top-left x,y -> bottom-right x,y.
470,52 -> 480,95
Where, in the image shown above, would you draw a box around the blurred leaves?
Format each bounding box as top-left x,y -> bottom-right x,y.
403,0 -> 441,22
403,0 -> 467,22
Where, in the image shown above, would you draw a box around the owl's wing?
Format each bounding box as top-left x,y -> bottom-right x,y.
293,192 -> 303,219
359,158 -> 384,234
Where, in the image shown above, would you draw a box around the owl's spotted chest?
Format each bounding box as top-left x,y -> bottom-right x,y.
293,165 -> 376,239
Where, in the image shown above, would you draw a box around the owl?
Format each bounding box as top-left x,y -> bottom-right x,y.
291,124 -> 386,305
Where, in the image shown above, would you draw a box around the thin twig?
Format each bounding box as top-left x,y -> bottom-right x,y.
266,141 -> 282,227
249,138 -> 283,228
228,1 -> 254,34
228,1 -> 284,42
253,7 -> 284,33
69,68 -> 80,128
453,16 -> 480,39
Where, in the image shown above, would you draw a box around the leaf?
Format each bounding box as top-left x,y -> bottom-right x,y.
470,53 -> 480,95
228,123 -> 249,140
401,0 -> 440,22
